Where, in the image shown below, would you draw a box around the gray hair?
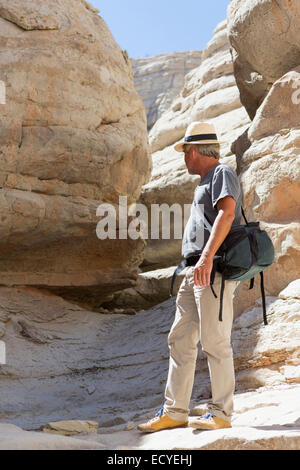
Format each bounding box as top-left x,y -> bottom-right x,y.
185,143 -> 220,160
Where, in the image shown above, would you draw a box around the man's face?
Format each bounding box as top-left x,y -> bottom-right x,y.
184,145 -> 196,174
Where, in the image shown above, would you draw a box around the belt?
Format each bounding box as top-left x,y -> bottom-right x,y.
169,254 -> 222,298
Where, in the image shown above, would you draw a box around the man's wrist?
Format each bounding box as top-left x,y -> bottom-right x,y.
201,250 -> 214,260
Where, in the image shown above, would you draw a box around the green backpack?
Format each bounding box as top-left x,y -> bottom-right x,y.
170,207 -> 275,325
206,207 -> 275,325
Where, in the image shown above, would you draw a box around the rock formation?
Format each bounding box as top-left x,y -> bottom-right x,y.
227,0 -> 300,313
1,383 -> 300,449
132,51 -> 202,130
148,20 -> 250,158
0,423 -> 105,450
120,12 -> 300,316
42,420 -> 98,436
228,0 -> 300,119
138,20 -> 250,274
0,0 -> 299,452
0,279 -> 299,449
0,0 -> 151,308
102,19 -> 252,311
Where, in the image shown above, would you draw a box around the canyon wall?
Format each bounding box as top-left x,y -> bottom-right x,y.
139,19 -> 250,273
132,51 -> 202,130
228,0 -> 300,310
0,0 -> 151,309
0,1 -> 299,450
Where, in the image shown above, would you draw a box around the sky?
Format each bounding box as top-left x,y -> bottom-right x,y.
90,0 -> 230,58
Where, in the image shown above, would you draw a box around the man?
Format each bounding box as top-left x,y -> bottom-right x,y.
138,122 -> 242,432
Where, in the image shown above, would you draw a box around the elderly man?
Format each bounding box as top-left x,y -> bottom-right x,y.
138,122 -> 242,432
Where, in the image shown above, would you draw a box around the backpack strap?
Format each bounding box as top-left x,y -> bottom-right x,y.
210,261 -> 218,298
218,272 -> 225,321
169,254 -> 202,296
169,259 -> 188,297
241,206 -> 249,225
170,255 -> 222,298
210,284 -> 218,298
217,273 -> 267,324
260,271 -> 268,325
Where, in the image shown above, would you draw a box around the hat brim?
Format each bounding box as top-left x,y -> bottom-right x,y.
174,139 -> 224,152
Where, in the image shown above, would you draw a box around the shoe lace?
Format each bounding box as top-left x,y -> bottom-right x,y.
149,408 -> 165,422
155,408 -> 165,418
202,413 -> 215,419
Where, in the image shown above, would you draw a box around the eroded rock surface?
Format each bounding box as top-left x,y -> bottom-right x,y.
0,279 -> 298,434
139,20 -> 250,271
228,0 -> 300,119
148,20 -> 250,157
0,0 -> 151,307
132,51 -> 202,129
231,67 -> 300,315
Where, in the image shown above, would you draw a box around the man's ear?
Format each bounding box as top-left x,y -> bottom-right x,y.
190,146 -> 197,157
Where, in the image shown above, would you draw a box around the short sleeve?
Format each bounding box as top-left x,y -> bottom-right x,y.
211,166 -> 240,210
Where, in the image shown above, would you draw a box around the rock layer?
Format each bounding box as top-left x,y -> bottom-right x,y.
0,423 -> 105,450
1,384 -> 300,449
231,68 -> 300,315
140,20 -> 250,271
228,0 -> 300,119
42,420 -> 98,436
132,51 -> 202,130
0,279 -> 298,431
148,20 -> 250,157
0,0 -> 151,306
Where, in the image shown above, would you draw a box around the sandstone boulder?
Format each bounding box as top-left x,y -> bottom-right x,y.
42,420 -> 98,436
0,423 -> 104,450
139,20 -> 250,270
231,67 -> 300,314
0,0 -> 151,307
100,266 -> 186,311
148,20 -> 250,156
228,0 -> 300,119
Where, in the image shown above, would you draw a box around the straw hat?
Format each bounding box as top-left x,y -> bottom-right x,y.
174,122 -> 223,152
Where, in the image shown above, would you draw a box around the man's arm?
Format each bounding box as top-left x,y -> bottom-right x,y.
193,196 -> 236,287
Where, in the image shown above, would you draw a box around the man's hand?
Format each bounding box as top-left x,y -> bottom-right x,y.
194,253 -> 213,287
193,196 -> 236,287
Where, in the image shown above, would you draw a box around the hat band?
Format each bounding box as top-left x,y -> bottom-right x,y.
184,133 -> 218,142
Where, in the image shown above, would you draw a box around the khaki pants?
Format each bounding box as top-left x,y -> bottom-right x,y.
164,266 -> 238,423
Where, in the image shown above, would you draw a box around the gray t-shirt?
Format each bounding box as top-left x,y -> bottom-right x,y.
182,164 -> 243,258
